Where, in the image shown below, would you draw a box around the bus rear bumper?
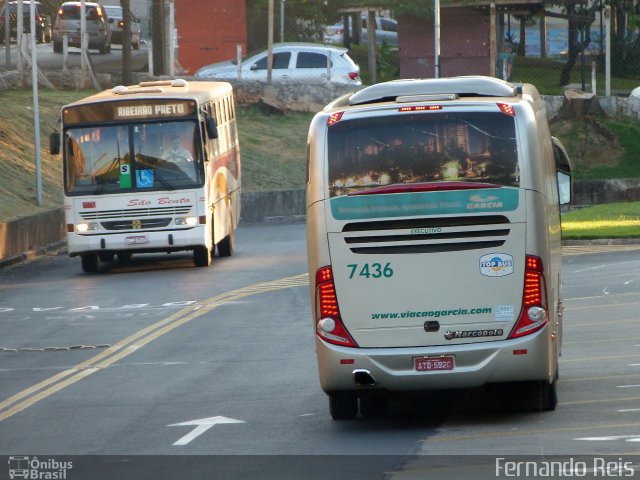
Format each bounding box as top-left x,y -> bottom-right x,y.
315,327 -> 555,393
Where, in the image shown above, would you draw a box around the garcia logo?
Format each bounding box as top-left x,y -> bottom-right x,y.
467,193 -> 503,210
480,253 -> 514,277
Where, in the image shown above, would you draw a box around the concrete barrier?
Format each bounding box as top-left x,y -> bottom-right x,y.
0,209 -> 66,267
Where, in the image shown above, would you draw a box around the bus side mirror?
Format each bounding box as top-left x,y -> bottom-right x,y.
552,136 -> 572,205
49,132 -> 61,155
557,171 -> 572,205
206,117 -> 218,139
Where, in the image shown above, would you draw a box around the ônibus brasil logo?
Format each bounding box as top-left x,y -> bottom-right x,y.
8,456 -> 73,480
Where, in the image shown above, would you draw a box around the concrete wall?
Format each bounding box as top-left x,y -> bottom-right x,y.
0,209 -> 66,266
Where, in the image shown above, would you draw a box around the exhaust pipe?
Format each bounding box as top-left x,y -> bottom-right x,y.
353,369 -> 377,387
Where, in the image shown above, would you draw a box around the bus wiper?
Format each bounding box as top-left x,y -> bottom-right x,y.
152,170 -> 174,191
348,181 -> 501,196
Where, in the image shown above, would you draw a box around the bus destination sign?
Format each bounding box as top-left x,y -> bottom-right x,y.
63,99 -> 197,124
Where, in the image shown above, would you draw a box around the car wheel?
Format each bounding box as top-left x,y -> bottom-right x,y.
81,254 -> 99,273
329,392 -> 358,420
193,245 -> 212,267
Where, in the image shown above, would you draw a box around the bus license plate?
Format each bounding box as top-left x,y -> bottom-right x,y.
415,356 -> 455,372
125,235 -> 148,245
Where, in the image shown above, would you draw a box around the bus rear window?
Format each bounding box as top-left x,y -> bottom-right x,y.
327,112 -> 519,197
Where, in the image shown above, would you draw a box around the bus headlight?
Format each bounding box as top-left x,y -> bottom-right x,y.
175,217 -> 198,226
76,222 -> 99,232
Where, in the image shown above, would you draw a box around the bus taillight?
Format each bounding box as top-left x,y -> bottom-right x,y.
509,255 -> 548,339
315,266 -> 358,347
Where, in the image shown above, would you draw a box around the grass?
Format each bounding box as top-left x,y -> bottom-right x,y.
562,202 -> 640,239
236,105 -> 313,191
0,90 -> 314,222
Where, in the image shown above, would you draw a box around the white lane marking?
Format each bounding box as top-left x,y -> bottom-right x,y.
169,416 -> 246,446
569,265 -> 607,275
617,385 -> 640,389
576,435 -> 640,442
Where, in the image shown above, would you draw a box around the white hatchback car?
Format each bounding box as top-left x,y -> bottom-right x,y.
195,43 -> 361,85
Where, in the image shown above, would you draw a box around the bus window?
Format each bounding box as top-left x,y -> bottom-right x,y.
327,112 -> 518,197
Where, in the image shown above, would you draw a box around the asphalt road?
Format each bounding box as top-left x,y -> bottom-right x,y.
1,222 -> 640,479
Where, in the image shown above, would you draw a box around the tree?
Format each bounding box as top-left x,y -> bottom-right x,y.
246,0 -> 333,51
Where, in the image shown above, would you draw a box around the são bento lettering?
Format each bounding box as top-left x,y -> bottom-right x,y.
347,263 -> 394,279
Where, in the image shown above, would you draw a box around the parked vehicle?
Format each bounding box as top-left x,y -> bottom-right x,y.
0,1 -> 52,44
195,43 -> 361,86
324,16 -> 397,47
52,1 -> 111,54
103,4 -> 140,49
306,76 -> 573,420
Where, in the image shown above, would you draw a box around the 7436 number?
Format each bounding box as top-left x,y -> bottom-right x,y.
347,263 -> 394,279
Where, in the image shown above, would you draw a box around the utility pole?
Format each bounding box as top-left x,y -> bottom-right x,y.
121,0 -> 132,84
267,0 -> 273,83
151,0 -> 166,75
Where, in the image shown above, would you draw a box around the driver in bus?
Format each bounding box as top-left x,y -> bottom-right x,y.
162,134 -> 196,180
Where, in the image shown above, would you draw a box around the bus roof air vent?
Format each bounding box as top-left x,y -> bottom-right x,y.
348,76 -> 517,106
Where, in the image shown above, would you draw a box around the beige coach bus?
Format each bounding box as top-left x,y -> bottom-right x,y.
306,76 -> 572,419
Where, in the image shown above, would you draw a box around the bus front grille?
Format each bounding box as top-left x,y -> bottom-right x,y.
80,206 -> 193,220
101,218 -> 173,230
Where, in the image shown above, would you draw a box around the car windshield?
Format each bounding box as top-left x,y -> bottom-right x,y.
64,121 -> 203,195
327,111 -> 519,197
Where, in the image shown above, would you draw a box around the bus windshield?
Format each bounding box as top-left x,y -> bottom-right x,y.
327,111 -> 519,197
64,121 -> 202,195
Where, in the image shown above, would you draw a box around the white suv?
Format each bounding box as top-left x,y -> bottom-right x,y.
195,43 -> 361,86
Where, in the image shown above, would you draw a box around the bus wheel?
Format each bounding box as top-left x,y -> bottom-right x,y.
329,392 -> 358,420
537,380 -> 558,412
81,254 -> 99,273
99,252 -> 114,262
193,246 -> 212,267
117,252 -> 132,264
217,216 -> 234,257
359,393 -> 389,418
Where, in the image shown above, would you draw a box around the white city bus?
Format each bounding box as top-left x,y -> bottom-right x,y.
306,76 -> 572,419
51,79 -> 241,272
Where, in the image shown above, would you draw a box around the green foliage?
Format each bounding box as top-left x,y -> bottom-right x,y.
577,119 -> 640,180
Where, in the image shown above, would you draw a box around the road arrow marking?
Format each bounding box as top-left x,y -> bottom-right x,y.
169,416 -> 245,446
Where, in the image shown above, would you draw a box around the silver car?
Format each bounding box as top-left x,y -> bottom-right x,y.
195,43 -> 361,86
324,16 -> 398,47
52,1 -> 111,54
103,5 -> 140,49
